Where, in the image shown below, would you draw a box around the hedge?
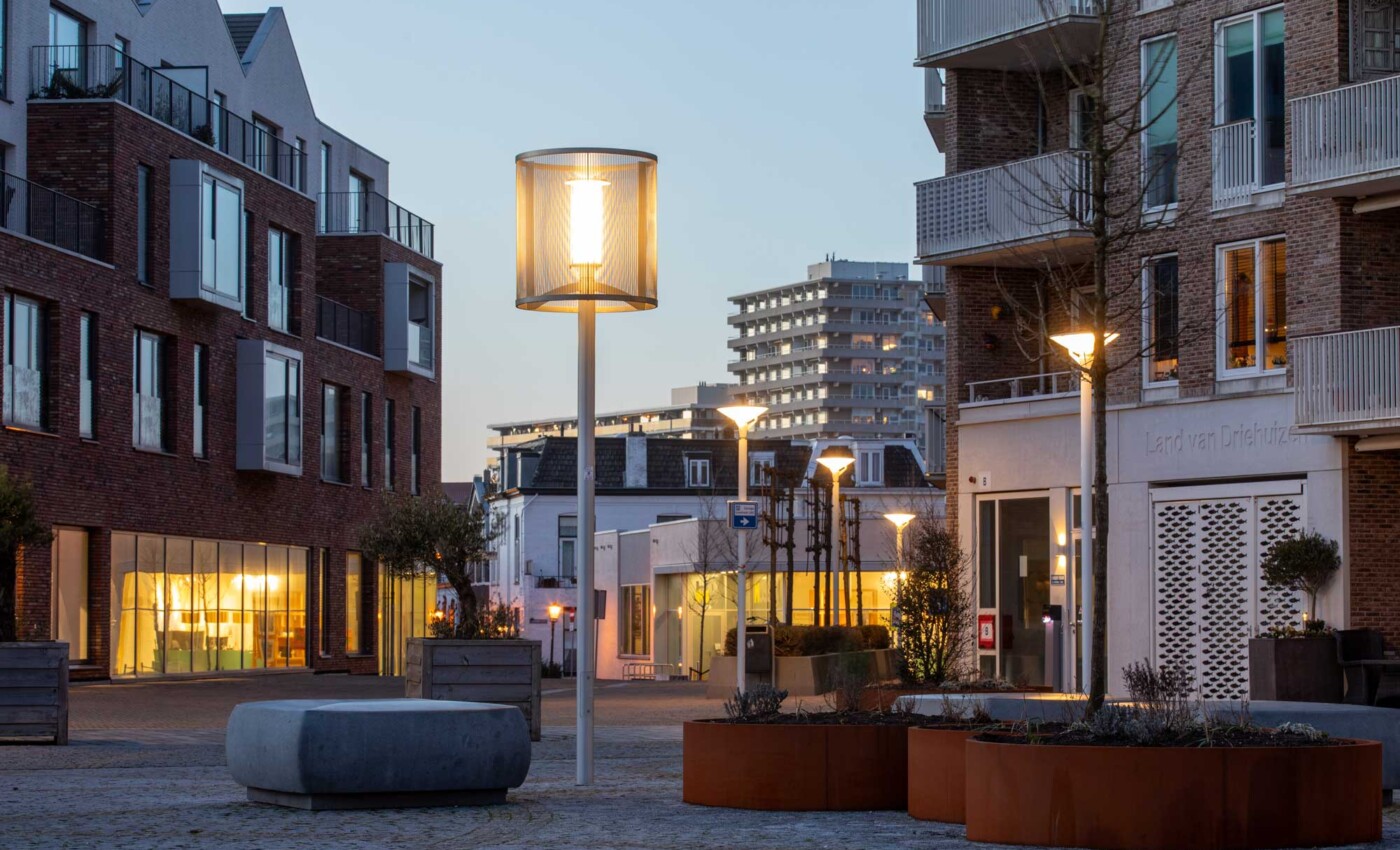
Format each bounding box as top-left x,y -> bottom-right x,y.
722,624 -> 891,657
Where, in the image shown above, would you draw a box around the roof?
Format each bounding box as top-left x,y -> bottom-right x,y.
224,13 -> 267,58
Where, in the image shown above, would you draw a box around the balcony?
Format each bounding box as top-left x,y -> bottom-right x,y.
384,263 -> 436,378
916,0 -> 1100,71
924,69 -> 946,150
1293,327 -> 1400,435
315,296 -> 377,356
319,191 -> 435,259
31,45 -> 306,192
916,151 -> 1092,266
0,169 -> 103,260
1292,75 -> 1400,198
965,371 -> 1076,407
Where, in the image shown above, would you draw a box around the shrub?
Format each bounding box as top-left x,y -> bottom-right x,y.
723,684 -> 788,721
1261,531 -> 1340,629
894,516 -> 975,685
722,625 -> 890,657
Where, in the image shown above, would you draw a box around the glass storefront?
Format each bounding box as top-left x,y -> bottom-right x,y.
111,533 -> 308,677
377,566 -> 436,676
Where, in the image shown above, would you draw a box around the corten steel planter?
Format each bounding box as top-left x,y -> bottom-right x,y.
907,727 -> 979,823
1249,637 -> 1343,703
964,736 -> 1383,850
682,720 -> 908,811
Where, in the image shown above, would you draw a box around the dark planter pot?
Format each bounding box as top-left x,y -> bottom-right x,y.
1249,637 -> 1343,703
0,642 -> 69,745
965,736 -> 1383,850
683,720 -> 907,811
907,727 -> 979,823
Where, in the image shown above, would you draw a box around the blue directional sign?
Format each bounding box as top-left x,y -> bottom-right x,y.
729,500 -> 759,530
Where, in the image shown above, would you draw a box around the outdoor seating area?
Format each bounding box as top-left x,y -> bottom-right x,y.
1339,628 -> 1400,707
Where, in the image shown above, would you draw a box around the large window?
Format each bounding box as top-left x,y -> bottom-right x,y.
4,293 -> 46,430
621,585 -> 651,657
384,398 -> 396,490
268,227 -> 291,332
558,515 -> 578,581
0,0 -> 7,99
360,391 -> 372,488
193,343 -> 207,457
1142,34 -> 1179,208
1143,255 -> 1180,385
318,142 -> 331,230
1217,7 -> 1286,187
110,533 -> 308,677
1219,237 -> 1287,376
79,312 -> 95,437
201,173 -> 243,303
1355,2 -> 1400,79
410,405 -> 421,495
132,329 -> 164,450
137,165 -> 152,285
253,117 -> 279,178
264,353 -> 302,466
321,383 -> 343,483
346,551 -> 364,654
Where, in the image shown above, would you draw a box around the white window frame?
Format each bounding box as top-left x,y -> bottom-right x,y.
1069,88 -> 1094,151
749,451 -> 775,487
686,455 -> 712,488
4,293 -> 45,430
1213,5 -> 1286,191
857,447 -> 884,486
321,383 -> 343,483
132,328 -> 164,451
1141,33 -> 1180,212
557,514 -> 578,581
1216,235 -> 1287,379
1141,253 -> 1181,388
268,226 -> 291,332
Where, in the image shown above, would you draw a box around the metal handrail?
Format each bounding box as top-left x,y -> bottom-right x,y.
0,168 -> 104,260
965,371 -> 1076,405
315,295 -> 376,356
318,191 -> 435,259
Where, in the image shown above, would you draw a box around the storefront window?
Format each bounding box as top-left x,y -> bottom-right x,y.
621,585 -> 651,657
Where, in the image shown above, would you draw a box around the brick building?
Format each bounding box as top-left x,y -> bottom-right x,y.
2,2 -> 441,679
917,0 -> 1400,697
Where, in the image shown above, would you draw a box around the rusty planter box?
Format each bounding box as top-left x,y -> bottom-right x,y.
682,720 -> 907,811
907,727 -> 979,823
965,736 -> 1383,850
405,639 -> 542,741
0,642 -> 69,744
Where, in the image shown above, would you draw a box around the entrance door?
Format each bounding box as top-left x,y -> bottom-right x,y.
976,497 -> 1052,685
51,528 -> 89,661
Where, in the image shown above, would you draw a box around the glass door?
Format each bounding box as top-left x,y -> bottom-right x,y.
976,496 -> 1052,686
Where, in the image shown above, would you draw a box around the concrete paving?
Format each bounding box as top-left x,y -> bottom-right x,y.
1,674 -> 1397,849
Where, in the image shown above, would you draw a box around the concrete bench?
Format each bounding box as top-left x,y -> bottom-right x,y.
226,699 -> 530,810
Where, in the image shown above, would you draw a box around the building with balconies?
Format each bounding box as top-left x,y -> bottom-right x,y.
1,1 -> 441,680
918,0 -> 1400,699
727,259 -> 947,466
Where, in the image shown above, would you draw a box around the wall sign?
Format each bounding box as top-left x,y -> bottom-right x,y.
978,614 -> 996,650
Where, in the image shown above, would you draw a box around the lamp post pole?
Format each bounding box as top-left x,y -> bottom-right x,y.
735,423 -> 749,694
1076,366 -> 1092,696
577,299 -> 596,784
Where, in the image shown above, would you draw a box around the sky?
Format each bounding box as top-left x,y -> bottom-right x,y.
221,0 -> 944,481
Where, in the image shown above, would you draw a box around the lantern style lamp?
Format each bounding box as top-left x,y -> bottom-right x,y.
516,148 -> 658,786
718,405 -> 767,694
816,444 -> 855,625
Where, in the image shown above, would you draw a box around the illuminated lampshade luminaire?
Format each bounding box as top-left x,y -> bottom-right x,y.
884,513 -> 917,643
1049,332 -> 1120,365
548,604 -> 563,622
515,148 -> 658,788
816,444 -> 855,477
717,405 -> 767,694
718,405 -> 768,433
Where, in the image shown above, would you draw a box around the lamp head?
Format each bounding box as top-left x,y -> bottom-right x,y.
884,513 -> 917,530
718,405 -> 767,431
547,604 -> 563,622
1050,331 -> 1119,364
816,443 -> 855,477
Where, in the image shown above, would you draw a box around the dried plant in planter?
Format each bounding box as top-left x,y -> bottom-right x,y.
723,685 -> 789,721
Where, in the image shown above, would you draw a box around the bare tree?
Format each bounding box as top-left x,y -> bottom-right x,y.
682,494 -> 738,680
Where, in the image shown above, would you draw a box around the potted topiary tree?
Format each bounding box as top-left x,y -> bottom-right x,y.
1249,531 -> 1343,703
0,465 -> 66,744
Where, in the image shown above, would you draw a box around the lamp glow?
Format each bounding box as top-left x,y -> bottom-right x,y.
816,444 -> 855,476
548,603 -> 563,622
1050,331 -> 1119,364
884,513 -> 916,530
567,178 -> 608,268
718,405 -> 768,431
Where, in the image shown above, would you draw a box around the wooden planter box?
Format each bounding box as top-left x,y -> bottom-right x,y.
907,727 -> 979,823
706,649 -> 897,697
405,639 -> 542,741
965,736 -> 1383,849
683,720 -> 907,811
0,642 -> 69,745
1249,637 -> 1343,703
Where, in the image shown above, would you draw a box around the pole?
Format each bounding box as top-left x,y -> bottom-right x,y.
550,619 -> 557,669
735,425 -> 749,694
1078,370 -> 1093,696
894,523 -> 905,648
830,476 -> 840,626
576,301 -> 596,785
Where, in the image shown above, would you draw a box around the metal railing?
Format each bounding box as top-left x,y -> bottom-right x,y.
319,191 -> 435,259
917,150 -> 1091,260
925,68 -> 945,116
1212,119 -> 1257,211
1293,327 -> 1400,430
1292,74 -> 1400,190
31,45 -> 307,191
409,321 -> 434,369
0,169 -> 104,260
965,371 -> 1076,405
533,574 -> 577,589
315,296 -> 377,356
917,0 -> 1098,62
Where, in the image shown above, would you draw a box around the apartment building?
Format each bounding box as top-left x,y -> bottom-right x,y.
916,0 -> 1400,697
727,259 -> 947,465
2,2 -> 441,679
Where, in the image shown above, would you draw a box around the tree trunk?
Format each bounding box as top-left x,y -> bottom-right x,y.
0,547 -> 17,643
783,488 -> 796,625
447,571 -> 478,637
1088,52 -> 1112,715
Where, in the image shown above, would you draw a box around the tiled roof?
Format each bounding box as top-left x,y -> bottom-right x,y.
224,13 -> 266,58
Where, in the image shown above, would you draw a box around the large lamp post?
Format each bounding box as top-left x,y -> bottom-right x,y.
516,148 -> 658,785
884,513 -> 915,645
718,404 -> 767,694
816,444 -> 855,625
1049,331 -> 1116,695
548,603 -> 562,671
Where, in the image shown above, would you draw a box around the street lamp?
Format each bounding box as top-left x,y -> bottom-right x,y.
548,603 -> 563,672
718,404 -> 767,694
1049,331 -> 1117,696
884,513 -> 916,647
516,148 -> 658,786
816,444 -> 855,626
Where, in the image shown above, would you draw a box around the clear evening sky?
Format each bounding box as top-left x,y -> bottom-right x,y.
221,0 -> 944,481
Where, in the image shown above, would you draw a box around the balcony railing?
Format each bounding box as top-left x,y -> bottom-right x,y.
32,46 -> 307,192
1292,74 -> 1400,196
917,0 -> 1100,69
315,296 -> 377,356
965,371 -> 1076,406
319,192 -> 435,259
1293,327 -> 1400,433
1212,119 -> 1257,211
924,69 -> 946,149
0,169 -> 104,260
917,150 -> 1091,264
409,321 -> 434,370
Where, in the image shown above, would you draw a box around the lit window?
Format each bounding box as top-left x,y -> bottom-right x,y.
1219,237 -> 1286,376
621,585 -> 651,656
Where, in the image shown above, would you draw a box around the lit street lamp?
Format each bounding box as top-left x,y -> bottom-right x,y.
884,513 -> 915,646
516,149 -> 658,785
816,444 -> 855,625
1049,331 -> 1116,696
548,603 -> 563,672
718,404 -> 767,694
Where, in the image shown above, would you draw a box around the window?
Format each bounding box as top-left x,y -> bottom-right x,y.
1143,255 -> 1180,384
857,448 -> 883,486
293,137 -> 306,192
113,35 -> 127,70
749,451 -> 775,487
268,227 -> 291,332
408,277 -> 433,370
132,329 -> 163,450
79,312 -> 95,438
558,515 -> 578,580
193,343 -> 207,456
318,142 -> 331,230
1219,237 -> 1287,376
852,358 -> 875,376
852,333 -> 876,349
685,455 -> 711,488
242,212 -> 253,319
852,284 -> 875,299
852,409 -> 876,425
1069,89 -> 1095,150
1355,2 -> 1400,79
0,0 -> 7,98
318,548 -> 330,657
265,352 -> 301,466
621,585 -> 651,656
212,92 -> 225,149
202,172 -> 243,301
360,391 -> 372,487
4,293 -> 46,430
384,398 -> 395,490
136,165 -> 152,285
48,6 -> 83,49
322,383 -> 344,482
348,171 -> 369,232
410,406 -> 421,495
1142,35 -> 1179,208
1217,7 -> 1286,187
346,551 -> 364,654
253,117 -> 279,178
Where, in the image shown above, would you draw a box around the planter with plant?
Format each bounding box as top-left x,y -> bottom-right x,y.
1249,531 -> 1343,703
963,661 -> 1382,850
361,492 -> 543,740
906,696 -> 999,824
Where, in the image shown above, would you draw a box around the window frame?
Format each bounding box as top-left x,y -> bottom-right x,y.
131,328 -> 164,451
4,292 -> 46,431
267,226 -> 292,333
193,342 -> 207,457
749,451 -> 775,487
79,311 -> 95,438
619,584 -> 651,657
1141,32 -> 1180,211
1216,235 -> 1287,379
857,447 -> 884,486
383,398 -> 395,491
136,164 -> 152,285
557,514 -> 578,580
1213,5 -> 1287,190
321,383 -> 345,483
263,350 -> 302,468
685,455 -> 711,489
410,405 -> 421,495
1141,253 -> 1181,388
360,391 -> 372,488
201,170 -> 245,304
